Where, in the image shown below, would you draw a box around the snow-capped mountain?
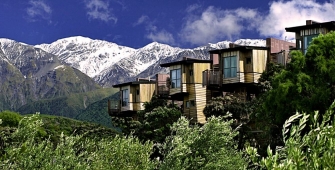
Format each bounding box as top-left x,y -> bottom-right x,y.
0,38 -> 100,111
35,36 -> 136,78
35,36 -> 266,87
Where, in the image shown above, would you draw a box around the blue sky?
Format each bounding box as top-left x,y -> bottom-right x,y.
0,0 -> 334,48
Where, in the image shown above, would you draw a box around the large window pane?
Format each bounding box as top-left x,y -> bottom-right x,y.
176,69 -> 181,79
122,89 -> 128,106
170,68 -> 181,88
176,79 -> 181,88
223,56 -> 237,78
231,68 -> 237,77
171,70 -> 176,79
303,34 -> 318,54
224,57 -> 230,68
224,68 -> 231,78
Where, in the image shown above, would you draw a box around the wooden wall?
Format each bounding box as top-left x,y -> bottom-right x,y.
139,84 -> 155,110
252,50 -> 268,73
194,63 -> 211,83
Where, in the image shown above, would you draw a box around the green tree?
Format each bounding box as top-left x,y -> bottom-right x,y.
247,101 -> 335,169
160,116 -> 248,170
138,106 -> 182,143
259,32 -> 335,141
1,114 -> 156,170
0,110 -> 22,127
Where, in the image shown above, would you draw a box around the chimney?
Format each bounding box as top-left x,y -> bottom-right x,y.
306,20 -> 320,25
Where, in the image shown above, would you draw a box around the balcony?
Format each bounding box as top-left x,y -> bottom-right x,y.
155,74 -> 170,97
203,70 -> 262,86
108,100 -> 121,116
157,83 -> 170,96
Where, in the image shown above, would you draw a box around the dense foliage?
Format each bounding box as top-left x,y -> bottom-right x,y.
262,31 -> 335,127
113,95 -> 182,143
247,101 -> 335,169
161,116 -> 248,170
0,112 -> 248,169
0,114 -> 155,170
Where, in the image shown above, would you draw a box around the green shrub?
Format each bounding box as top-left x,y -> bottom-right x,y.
246,101 -> 335,169
160,116 -> 248,170
0,111 -> 22,127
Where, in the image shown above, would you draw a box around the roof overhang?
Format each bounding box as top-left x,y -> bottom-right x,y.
209,46 -> 268,54
285,21 -> 335,32
160,59 -> 212,67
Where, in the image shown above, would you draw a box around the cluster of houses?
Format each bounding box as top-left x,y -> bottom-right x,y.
108,20 -> 335,124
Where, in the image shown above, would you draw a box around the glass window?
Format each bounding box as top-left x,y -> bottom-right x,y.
303,34 -> 318,54
223,56 -> 237,78
122,89 -> 128,106
170,69 -> 181,88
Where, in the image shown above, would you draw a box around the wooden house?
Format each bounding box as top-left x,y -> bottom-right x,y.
108,79 -> 156,119
286,20 -> 335,54
266,38 -> 295,66
203,46 -> 269,101
159,57 -> 211,124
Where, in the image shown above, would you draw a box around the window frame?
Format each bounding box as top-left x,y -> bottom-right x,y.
170,68 -> 181,88
223,56 -> 237,78
303,34 -> 318,54
121,89 -> 128,106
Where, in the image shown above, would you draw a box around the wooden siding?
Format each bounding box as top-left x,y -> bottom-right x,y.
195,84 -> 207,124
183,83 -> 207,124
252,50 -> 268,73
139,84 -> 155,110
183,84 -> 196,121
194,63 -> 211,84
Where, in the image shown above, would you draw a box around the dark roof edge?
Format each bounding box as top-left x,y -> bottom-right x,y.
285,21 -> 335,32
113,80 -> 156,87
160,59 -> 212,67
209,46 -> 269,53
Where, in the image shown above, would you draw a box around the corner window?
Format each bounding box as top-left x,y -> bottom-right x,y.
303,34 -> 318,54
121,89 -> 128,106
170,69 -> 181,88
223,56 -> 237,78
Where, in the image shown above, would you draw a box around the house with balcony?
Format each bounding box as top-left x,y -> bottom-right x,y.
159,57 -> 212,124
203,46 -> 269,101
266,38 -> 295,66
108,78 -> 156,119
285,20 -> 335,54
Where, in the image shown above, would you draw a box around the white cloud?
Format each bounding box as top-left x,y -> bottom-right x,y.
26,0 -> 52,22
85,0 -> 117,23
179,0 -> 335,45
133,15 -> 149,26
147,30 -> 175,45
258,0 -> 335,40
180,6 -> 258,45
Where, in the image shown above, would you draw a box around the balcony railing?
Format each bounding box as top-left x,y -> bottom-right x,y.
108,100 -> 121,116
203,70 -> 262,86
156,81 -> 170,96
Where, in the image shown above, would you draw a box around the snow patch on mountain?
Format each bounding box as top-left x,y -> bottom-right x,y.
35,36 -> 136,78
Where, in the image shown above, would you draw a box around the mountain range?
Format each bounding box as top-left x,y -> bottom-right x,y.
34,36 -> 266,87
0,36 -> 265,125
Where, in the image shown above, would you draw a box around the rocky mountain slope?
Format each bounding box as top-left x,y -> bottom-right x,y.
0,39 -> 101,111
36,36 -> 266,87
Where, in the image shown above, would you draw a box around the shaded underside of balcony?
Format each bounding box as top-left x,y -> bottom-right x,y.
108,109 -> 137,118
